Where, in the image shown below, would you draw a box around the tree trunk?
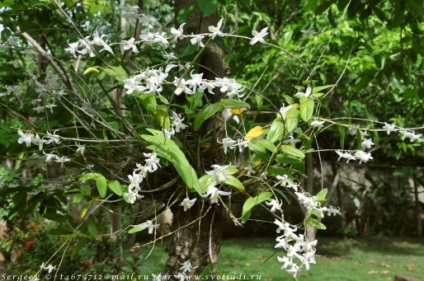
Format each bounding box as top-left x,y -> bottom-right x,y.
164,1 -> 226,279
165,205 -> 222,277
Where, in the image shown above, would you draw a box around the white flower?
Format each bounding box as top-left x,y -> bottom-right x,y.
170,23 -> 186,41
208,19 -> 224,39
236,139 -> 250,152
173,77 -> 192,96
206,164 -> 231,183
144,151 -> 161,172
128,171 -> 144,191
45,103 -> 57,113
0,23 -> 5,40
279,104 -> 293,120
295,192 -> 320,214
144,220 -> 160,234
55,156 -> 71,166
123,37 -> 139,53
41,264 -> 56,273
190,34 -> 205,47
295,86 -> 312,98
354,150 -> 373,164
218,137 -> 236,154
276,175 -> 298,191
203,185 -> 231,204
222,108 -> 240,124
179,260 -> 197,273
361,138 -> 374,150
123,76 -> 143,95
382,122 -> 397,135
163,51 -> 177,61
171,112 -> 188,133
310,120 -> 325,128
44,131 -> 61,144
77,38 -> 95,57
335,150 -> 356,163
400,130 -> 422,142
180,197 -> 197,211
65,41 -> 80,58
213,77 -> 244,98
125,190 -> 143,204
18,130 -> 34,147
33,135 -> 44,150
163,128 -> 175,139
33,105 -> 45,113
250,27 -> 269,45
43,151 -> 57,163
266,199 -> 282,213
185,71 -> 204,93
90,31 -> 113,54
76,143 -> 86,156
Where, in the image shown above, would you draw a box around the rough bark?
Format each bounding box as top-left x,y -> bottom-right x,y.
164,1 -> 225,279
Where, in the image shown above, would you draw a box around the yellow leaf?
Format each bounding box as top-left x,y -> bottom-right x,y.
231,108 -> 247,115
83,67 -> 100,75
244,126 -> 264,140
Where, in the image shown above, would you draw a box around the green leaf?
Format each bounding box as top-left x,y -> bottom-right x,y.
128,223 -> 147,234
141,129 -> 200,192
248,141 -> 271,162
87,216 -> 98,236
194,103 -> 223,131
108,180 -> 123,196
219,99 -> 250,109
79,173 -> 107,198
305,217 -> 326,230
196,0 -> 217,17
224,175 -> 244,191
279,30 -> 293,46
281,145 -> 305,159
299,98 -> 315,122
241,192 -> 273,223
316,188 -> 328,204
199,174 -> 215,194
285,108 -> 299,133
136,93 -> 156,112
312,84 -> 335,93
72,193 -> 84,206
103,66 -> 128,84
252,139 -> 276,153
155,105 -> 170,129
267,118 -> 285,143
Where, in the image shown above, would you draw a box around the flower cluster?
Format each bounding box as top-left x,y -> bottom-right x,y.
125,151 -> 161,204
276,174 -> 299,191
274,220 -> 317,277
164,111 -> 188,139
218,137 -> 250,154
336,150 -> 373,164
202,164 -> 233,204
65,31 -> 113,58
295,192 -> 340,218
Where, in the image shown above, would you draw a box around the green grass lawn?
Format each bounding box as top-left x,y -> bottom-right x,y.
140,236 -> 424,280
